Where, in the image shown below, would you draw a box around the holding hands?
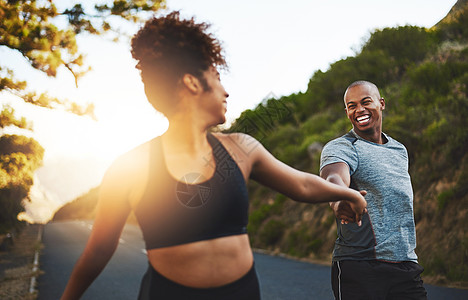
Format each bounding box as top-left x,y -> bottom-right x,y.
331,190 -> 367,226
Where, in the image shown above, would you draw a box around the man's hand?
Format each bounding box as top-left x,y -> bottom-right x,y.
331,190 -> 367,226
321,162 -> 367,226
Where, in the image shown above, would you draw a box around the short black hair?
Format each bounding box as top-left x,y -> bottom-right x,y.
344,80 -> 381,99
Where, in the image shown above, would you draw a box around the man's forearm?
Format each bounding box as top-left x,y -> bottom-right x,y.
323,173 -> 349,208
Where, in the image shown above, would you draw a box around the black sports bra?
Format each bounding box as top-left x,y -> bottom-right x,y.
134,133 -> 249,249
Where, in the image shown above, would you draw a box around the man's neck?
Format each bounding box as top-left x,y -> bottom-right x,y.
353,128 -> 386,144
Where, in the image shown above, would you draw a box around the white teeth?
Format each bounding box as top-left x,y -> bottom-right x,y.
357,115 -> 370,123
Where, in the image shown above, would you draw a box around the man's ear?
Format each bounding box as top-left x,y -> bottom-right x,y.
181,73 -> 201,94
380,97 -> 386,111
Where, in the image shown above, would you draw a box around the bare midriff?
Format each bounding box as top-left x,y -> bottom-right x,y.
146,234 -> 253,288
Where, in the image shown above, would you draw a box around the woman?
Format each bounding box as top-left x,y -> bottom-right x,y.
60,12 -> 367,300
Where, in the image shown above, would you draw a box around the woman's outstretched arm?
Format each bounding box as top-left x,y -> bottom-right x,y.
231,134 -> 367,223
60,156 -> 134,300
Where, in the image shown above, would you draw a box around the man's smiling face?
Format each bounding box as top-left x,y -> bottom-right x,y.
344,83 -> 385,138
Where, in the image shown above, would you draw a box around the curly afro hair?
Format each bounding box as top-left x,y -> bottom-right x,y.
131,11 -> 227,116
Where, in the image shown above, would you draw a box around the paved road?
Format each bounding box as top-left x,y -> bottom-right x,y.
38,221 -> 147,300
38,221 -> 468,299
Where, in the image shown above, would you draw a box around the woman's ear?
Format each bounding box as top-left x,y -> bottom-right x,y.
181,73 -> 201,94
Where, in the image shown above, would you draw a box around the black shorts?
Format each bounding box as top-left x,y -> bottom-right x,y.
331,260 -> 427,300
138,262 -> 261,300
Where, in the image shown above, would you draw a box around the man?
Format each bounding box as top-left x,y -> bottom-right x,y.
320,81 -> 427,299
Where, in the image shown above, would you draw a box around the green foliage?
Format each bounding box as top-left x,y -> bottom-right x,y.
361,26 -> 439,71
247,204 -> 271,235
437,189 -> 455,210
0,105 -> 29,129
0,65 -> 26,91
0,0 -> 166,116
248,194 -> 286,236
258,218 -> 286,246
0,190 -> 27,234
265,124 -> 304,165
0,135 -> 43,233
228,96 -> 296,142
286,224 -> 323,257
53,187 -> 100,221
0,0 -> 165,77
421,234 -> 468,283
436,0 -> 468,42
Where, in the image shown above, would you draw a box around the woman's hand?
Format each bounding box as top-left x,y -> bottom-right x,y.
332,190 -> 367,226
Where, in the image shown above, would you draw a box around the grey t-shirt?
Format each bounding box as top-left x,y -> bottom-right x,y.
320,130 -> 418,262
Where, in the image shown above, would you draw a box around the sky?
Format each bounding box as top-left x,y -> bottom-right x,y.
1,0 -> 457,223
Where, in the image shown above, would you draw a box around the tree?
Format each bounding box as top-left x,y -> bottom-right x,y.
1,0 -> 166,114
0,133 -> 44,233
0,0 -> 166,232
361,26 -> 438,74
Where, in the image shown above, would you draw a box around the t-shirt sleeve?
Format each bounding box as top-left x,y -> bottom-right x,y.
320,138 -> 358,175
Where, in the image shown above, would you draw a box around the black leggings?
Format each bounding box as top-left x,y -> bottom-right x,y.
331,260 -> 427,300
138,263 -> 261,300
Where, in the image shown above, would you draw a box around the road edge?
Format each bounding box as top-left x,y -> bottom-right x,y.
29,224 -> 43,295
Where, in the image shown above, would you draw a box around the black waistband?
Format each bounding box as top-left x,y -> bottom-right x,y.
138,262 -> 261,299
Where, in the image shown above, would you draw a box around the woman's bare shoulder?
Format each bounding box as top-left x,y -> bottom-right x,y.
211,132 -> 265,178
105,137 -> 158,184
99,137 -> 160,207
212,132 -> 260,151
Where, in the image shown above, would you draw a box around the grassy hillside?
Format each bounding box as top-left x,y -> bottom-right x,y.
53,187 -> 139,224
53,187 -> 99,221
53,0 -> 468,287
